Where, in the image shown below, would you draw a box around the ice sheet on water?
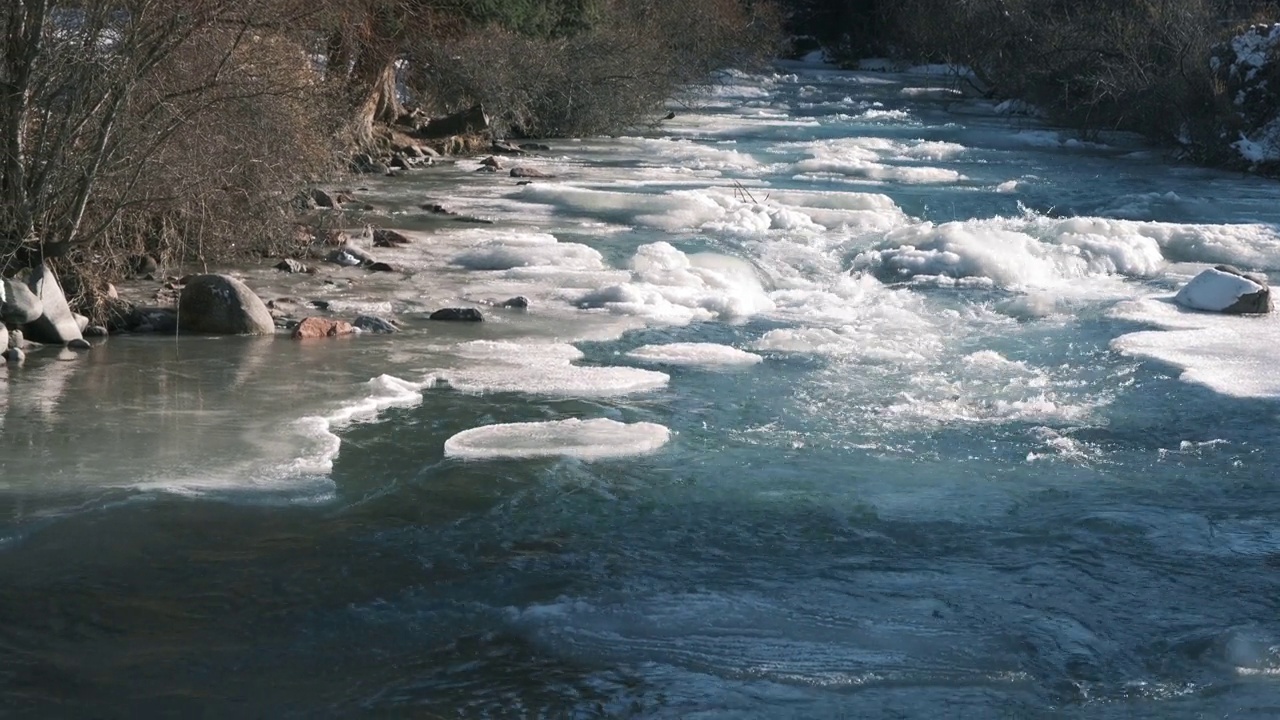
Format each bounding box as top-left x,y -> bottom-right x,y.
627,343 -> 763,367
444,417 -> 670,461
451,240 -> 606,272
133,373 -> 430,501
436,340 -> 669,397
1111,296 -> 1280,398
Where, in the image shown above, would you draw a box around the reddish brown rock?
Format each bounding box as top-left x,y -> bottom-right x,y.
292,316 -> 356,340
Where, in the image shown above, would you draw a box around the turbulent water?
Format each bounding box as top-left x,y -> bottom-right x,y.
3,58 -> 1280,718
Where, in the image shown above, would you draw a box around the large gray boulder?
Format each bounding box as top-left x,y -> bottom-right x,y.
178,274 -> 275,335
23,263 -> 84,344
1,277 -> 43,325
1174,265 -> 1272,314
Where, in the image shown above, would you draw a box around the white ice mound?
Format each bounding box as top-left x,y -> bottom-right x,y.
1174,267 -> 1266,312
857,218 -> 1167,288
444,418 -> 671,461
782,137 -> 967,184
575,242 -> 774,325
439,340 -> 669,397
626,342 -> 763,367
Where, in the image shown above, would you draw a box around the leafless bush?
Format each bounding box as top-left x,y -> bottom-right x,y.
1,0 -> 338,314
405,0 -> 783,137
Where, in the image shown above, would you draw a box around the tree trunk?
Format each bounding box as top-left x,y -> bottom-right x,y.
351,52 -> 401,149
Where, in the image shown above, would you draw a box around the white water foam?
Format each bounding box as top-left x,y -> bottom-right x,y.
444,418 -> 671,461
853,215 -> 1280,290
627,343 -> 763,367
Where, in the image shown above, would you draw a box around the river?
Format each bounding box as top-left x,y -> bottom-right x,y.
2,58 -> 1280,718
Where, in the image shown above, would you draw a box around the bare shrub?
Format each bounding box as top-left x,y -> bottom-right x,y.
1,0 -> 338,315
882,0 -> 1242,148
405,0 -> 783,137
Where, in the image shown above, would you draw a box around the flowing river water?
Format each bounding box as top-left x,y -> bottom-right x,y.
3,58 -> 1280,718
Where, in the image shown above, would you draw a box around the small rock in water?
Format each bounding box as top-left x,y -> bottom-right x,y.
421,203 -> 456,215
4,347 -> 24,363
310,188 -> 340,208
292,316 -> 356,340
429,308 -> 484,322
353,314 -> 399,333
519,143 -> 552,152
309,300 -> 331,310
372,229 -> 413,247
510,166 -> 555,179
84,325 -> 109,337
131,308 -> 178,334
328,249 -> 363,267
67,338 -> 91,350
479,156 -> 503,168
491,140 -> 524,155
367,261 -> 396,273
501,296 -> 530,309
275,258 -> 311,274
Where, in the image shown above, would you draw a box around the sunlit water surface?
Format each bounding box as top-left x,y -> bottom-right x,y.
3,60 -> 1280,718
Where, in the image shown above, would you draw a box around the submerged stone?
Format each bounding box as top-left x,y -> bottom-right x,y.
429,308 -> 484,322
